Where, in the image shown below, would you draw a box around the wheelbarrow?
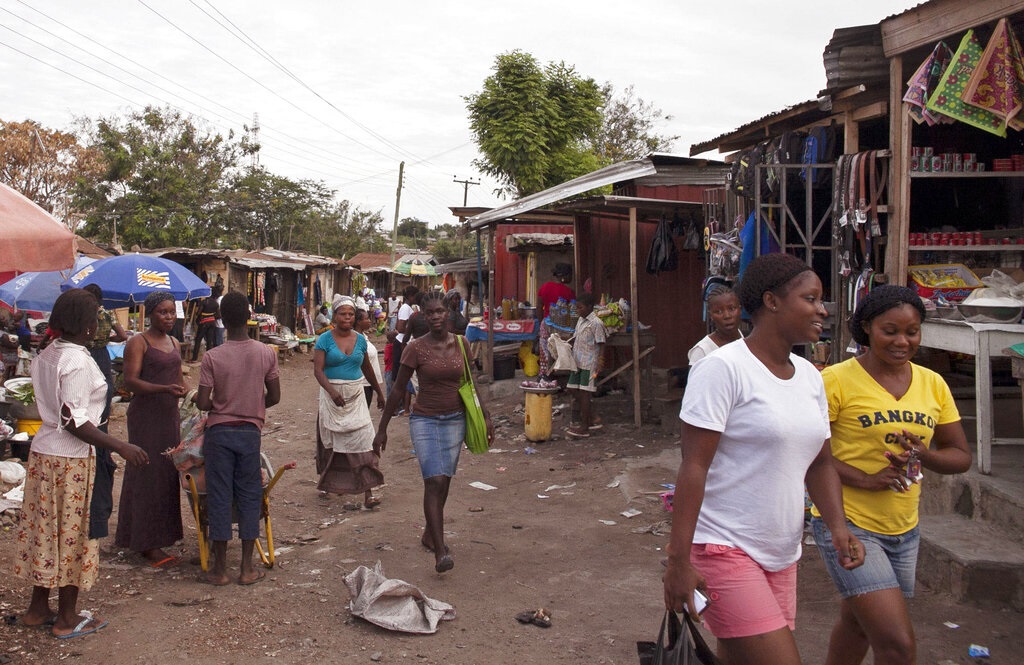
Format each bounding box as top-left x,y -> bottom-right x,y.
183,453 -> 295,572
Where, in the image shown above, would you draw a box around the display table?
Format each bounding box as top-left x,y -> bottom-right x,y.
920,319 -> 1024,474
465,319 -> 538,343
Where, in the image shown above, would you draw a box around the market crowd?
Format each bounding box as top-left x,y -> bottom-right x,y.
7,267 -> 970,665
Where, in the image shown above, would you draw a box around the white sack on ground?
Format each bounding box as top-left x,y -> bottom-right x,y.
344,561 -> 456,634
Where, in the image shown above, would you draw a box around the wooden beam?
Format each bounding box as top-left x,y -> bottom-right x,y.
834,84 -> 868,101
852,101 -> 889,122
843,111 -> 859,154
884,55 -> 911,287
881,0 -> 1024,56
629,207 -> 641,428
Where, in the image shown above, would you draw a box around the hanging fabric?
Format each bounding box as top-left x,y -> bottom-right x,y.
963,18 -> 1024,133
645,215 -> 679,275
927,30 -> 1009,137
904,41 -> 955,126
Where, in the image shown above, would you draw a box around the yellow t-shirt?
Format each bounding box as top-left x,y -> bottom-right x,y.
812,358 -> 959,535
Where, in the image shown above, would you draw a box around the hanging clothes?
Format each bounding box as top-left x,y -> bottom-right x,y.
645,216 -> 679,275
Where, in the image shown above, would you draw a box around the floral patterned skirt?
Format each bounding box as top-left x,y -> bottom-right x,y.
13,451 -> 98,590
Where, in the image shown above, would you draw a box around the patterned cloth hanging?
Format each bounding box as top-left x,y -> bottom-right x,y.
904,41 -> 955,126
963,18 -> 1024,133
927,30 -> 1009,137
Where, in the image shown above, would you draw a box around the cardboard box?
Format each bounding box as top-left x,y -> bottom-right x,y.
908,264 -> 982,301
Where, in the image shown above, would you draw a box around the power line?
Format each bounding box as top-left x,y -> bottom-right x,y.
10,0 -> 385,175
138,0 -> 406,165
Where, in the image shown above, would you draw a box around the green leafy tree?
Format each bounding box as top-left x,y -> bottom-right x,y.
465,50 -> 604,198
77,106 -> 240,248
592,85 -> 678,163
0,118 -> 104,229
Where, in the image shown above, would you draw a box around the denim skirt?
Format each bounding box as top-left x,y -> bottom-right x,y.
409,411 -> 465,478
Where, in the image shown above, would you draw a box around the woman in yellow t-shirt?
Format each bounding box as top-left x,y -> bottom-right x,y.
812,285 -> 971,665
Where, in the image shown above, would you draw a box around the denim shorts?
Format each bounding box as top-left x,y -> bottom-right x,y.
409,412 -> 465,479
811,517 -> 919,599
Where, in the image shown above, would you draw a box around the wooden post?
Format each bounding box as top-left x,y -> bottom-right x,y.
486,226 -> 495,375
629,207 -> 641,427
885,54 -> 911,286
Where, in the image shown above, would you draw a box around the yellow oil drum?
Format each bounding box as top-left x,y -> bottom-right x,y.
15,419 -> 42,436
524,391 -> 552,442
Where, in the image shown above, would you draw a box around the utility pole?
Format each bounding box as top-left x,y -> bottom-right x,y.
390,162 -> 405,293
453,176 -> 480,259
250,112 -> 261,169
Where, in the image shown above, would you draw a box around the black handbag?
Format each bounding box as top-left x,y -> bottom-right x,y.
637,610 -> 721,665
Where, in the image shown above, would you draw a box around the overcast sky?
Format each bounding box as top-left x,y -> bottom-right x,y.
1,1 -> 917,230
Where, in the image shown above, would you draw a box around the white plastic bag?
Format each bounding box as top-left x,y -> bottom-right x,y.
0,459 -> 26,484
546,334 -> 577,372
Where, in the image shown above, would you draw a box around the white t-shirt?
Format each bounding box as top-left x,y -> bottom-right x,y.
687,333 -> 743,365
214,295 -> 224,329
679,340 -> 830,571
396,302 -> 415,343
388,297 -> 400,315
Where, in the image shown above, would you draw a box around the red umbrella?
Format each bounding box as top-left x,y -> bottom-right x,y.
0,182 -> 76,273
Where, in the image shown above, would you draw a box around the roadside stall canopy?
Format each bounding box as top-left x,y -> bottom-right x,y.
0,182 -> 76,273
393,260 -> 438,276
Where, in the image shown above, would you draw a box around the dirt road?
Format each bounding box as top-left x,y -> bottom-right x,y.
1,345 -> 1020,664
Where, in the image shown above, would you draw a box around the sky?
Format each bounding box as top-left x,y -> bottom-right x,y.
0,1 -> 919,231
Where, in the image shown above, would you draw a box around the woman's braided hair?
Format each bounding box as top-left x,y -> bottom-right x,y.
849,285 -> 925,347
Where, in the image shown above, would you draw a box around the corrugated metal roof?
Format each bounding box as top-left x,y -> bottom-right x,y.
466,158 -> 658,229
434,257 -> 488,273
689,100 -> 826,156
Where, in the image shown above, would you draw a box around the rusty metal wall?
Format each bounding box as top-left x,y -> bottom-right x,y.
494,223 -> 574,306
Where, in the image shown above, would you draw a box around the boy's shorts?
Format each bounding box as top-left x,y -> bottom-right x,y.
567,368 -> 596,392
690,543 -> 797,639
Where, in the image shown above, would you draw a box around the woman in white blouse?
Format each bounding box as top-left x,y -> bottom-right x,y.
13,289 -> 148,640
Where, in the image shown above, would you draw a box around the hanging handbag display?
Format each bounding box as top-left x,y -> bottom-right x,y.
457,336 -> 489,454
637,610 -> 721,665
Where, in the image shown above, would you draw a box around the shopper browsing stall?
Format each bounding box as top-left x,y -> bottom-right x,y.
565,293 -> 605,439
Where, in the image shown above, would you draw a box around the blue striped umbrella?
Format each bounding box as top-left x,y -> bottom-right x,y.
0,255 -> 96,311
61,253 -> 211,307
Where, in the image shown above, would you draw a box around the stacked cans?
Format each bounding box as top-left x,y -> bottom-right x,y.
911,147 -> 983,172
908,232 -> 1024,246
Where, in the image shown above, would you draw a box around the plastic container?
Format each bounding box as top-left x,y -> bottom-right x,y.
524,391 -> 552,442
907,264 -> 982,302
15,418 -> 42,436
493,356 -> 516,381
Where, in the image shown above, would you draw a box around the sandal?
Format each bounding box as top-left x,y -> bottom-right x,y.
565,428 -> 590,439
364,497 -> 381,510
435,554 -> 454,573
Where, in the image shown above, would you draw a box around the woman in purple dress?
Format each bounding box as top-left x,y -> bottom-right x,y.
114,291 -> 187,567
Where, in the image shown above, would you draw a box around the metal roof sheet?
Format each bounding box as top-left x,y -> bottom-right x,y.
466,158 -> 659,230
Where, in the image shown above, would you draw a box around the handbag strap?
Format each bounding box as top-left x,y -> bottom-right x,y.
457,335 -> 473,385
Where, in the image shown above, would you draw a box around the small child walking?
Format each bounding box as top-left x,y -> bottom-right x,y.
195,291 -> 281,586
565,293 -> 606,438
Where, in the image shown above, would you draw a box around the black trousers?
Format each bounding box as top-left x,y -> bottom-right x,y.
88,346 -> 117,539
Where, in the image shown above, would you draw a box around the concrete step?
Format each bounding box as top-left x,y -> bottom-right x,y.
918,513 -> 1024,611
922,466 -> 1024,543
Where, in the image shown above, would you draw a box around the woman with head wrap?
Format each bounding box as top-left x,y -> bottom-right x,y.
812,286 -> 970,665
313,295 -> 386,509
663,253 -> 863,665
444,289 -> 468,335
114,291 -> 187,567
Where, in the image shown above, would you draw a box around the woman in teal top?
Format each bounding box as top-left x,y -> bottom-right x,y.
313,296 -> 386,507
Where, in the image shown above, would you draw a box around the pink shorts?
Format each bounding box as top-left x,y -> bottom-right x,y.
691,544 -> 797,639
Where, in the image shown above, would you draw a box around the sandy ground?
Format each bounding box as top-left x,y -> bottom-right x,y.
1,343 -> 1021,664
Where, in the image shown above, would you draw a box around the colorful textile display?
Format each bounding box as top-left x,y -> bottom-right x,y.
927,30 -> 1009,137
904,41 -> 955,126
963,18 -> 1024,133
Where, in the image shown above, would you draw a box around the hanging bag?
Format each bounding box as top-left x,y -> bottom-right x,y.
637,610 -> 721,665
457,336 -> 489,454
546,333 -> 577,372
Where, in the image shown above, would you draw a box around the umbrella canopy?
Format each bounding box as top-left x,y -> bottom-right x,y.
0,182 -> 77,273
62,253 -> 211,308
392,260 -> 438,276
0,255 -> 96,311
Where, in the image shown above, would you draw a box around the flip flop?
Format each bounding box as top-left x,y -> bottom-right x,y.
149,556 -> 179,569
238,569 -> 266,586
364,497 -> 381,509
565,428 -> 590,439
55,615 -> 108,640
588,422 -> 604,431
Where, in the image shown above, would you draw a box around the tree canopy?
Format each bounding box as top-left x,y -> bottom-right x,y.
465,52 -> 676,198
0,119 -> 103,228
464,51 -> 604,198
0,107 -> 388,258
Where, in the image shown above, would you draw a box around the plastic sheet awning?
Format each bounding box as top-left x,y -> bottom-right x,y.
0,182 -> 77,273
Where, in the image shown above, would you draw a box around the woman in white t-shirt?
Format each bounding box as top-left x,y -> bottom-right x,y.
687,282 -> 743,365
663,253 -> 863,665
